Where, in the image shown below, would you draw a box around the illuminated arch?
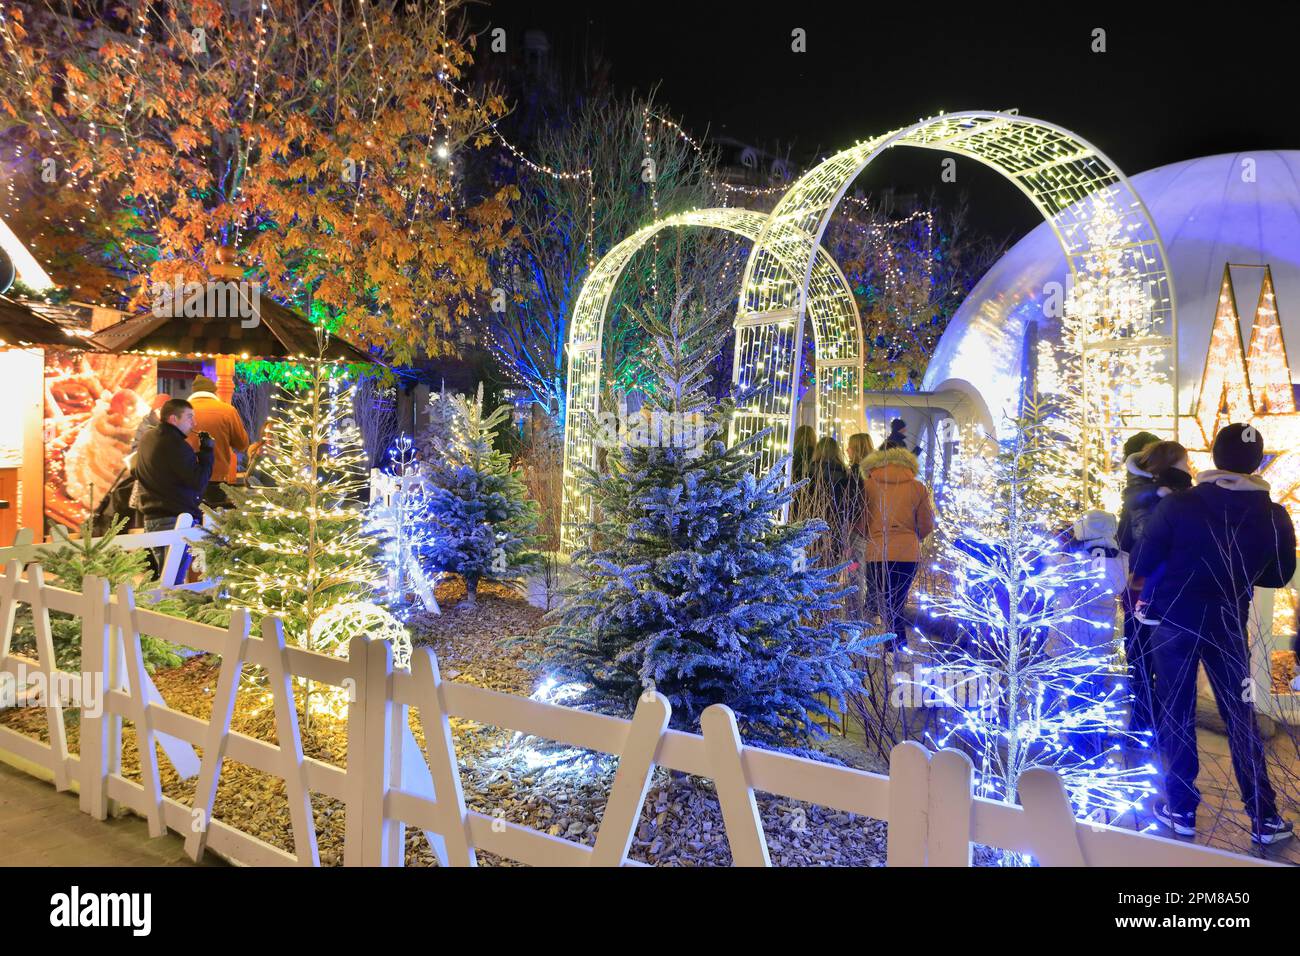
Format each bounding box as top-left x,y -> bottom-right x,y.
560,207 -> 862,549
735,110 -> 1178,494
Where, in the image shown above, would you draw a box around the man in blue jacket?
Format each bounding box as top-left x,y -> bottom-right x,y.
1132,423 -> 1295,845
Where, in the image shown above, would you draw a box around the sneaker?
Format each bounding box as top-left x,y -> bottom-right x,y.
1251,815 -> 1294,846
1154,802 -> 1196,836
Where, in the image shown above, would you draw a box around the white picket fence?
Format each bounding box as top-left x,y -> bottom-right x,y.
0,561 -> 1280,867
0,515 -> 211,594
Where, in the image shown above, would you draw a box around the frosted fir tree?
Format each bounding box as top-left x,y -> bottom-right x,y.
195,362 -> 405,721
421,384 -> 542,608
544,302 -> 869,748
916,413 -> 1156,830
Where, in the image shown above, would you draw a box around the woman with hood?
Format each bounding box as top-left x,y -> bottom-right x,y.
1117,437 -> 1191,735
857,445 -> 936,649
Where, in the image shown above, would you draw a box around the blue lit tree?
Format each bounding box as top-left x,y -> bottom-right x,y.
366,435 -> 439,614
917,412 -> 1156,826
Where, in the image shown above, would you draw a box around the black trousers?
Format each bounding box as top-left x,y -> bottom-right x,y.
864,561 -> 918,644
1150,617 -> 1278,820
1122,592 -> 1158,734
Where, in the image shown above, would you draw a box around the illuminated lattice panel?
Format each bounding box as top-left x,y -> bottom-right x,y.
738,111 -> 1175,503
559,207 -> 862,550
1246,267 -> 1294,414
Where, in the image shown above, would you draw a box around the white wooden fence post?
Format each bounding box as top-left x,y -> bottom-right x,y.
78,574 -> 113,818
115,582 -> 166,837
1016,768 -> 1087,866
590,691 -> 671,867
184,608 -> 251,861
342,635 -> 369,867
701,704 -> 770,867
410,646 -> 476,866
157,513 -> 194,588
927,749 -> 974,866
260,616 -> 319,865
887,741 -> 930,866
26,565 -> 71,791
360,635 -> 398,865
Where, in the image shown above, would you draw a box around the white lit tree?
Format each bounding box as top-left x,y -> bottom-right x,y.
919,412 -> 1156,832
196,362 -> 407,723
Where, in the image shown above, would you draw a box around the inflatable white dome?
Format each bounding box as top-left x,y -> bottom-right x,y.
923,151 -> 1300,432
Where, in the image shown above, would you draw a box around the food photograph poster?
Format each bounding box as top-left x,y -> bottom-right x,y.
43,352 -> 156,529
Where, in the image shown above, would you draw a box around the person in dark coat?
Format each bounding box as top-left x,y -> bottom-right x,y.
1117,437 -> 1191,735
791,425 -> 817,483
134,398 -> 214,583
1132,423 -> 1296,845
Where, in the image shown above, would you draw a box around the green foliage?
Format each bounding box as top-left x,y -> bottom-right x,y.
10,516 -> 182,673
235,359 -> 391,390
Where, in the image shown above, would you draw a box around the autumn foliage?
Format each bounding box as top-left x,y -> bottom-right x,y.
0,0 -> 517,362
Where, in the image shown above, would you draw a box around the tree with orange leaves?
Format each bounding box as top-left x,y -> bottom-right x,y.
0,0 -> 516,363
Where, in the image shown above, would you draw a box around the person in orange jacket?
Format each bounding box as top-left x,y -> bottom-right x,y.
856,445 -> 937,649
186,376 -> 249,508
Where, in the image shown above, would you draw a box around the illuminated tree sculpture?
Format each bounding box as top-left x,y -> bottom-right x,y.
0,0 -> 515,361
366,434 -> 438,614
195,362 -> 399,721
918,414 -> 1156,828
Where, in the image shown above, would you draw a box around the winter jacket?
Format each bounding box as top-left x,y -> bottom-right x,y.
1131,469 -> 1297,631
857,447 -> 936,563
1116,453 -> 1157,554
1047,536 -> 1125,658
187,391 -> 249,484
135,422 -> 214,521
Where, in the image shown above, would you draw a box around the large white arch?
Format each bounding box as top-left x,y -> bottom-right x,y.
734,110 -> 1178,497
560,207 -> 862,549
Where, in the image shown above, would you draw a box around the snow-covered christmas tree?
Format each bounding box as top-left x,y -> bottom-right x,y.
421,384 -> 542,608
545,302 -> 869,748
917,412 -> 1155,829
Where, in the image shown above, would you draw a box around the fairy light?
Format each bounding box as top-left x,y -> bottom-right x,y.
1182,263 -> 1300,527
232,0 -> 269,249
557,207 -> 861,550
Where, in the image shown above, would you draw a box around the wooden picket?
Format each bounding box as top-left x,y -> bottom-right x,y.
0,561 -> 1285,869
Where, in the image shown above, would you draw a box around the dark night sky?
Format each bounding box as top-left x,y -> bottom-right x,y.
474,1 -> 1299,241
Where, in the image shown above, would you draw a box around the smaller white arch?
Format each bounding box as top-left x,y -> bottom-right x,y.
560,207 -> 863,550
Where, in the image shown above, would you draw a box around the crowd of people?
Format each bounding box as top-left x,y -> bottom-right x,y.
792,415 -> 1296,847
792,417 -> 935,653
1119,424 -> 1295,845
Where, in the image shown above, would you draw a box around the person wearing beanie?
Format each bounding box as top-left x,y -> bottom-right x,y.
1131,422 -> 1295,845
1117,440 -> 1194,734
187,374 -> 249,508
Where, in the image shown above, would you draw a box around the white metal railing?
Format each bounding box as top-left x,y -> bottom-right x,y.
0,562 -> 1280,868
